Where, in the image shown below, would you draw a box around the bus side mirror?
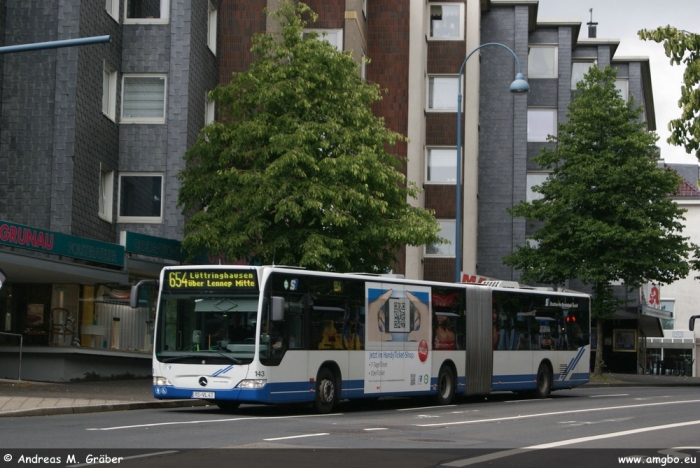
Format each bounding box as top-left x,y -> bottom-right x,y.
690,315 -> 700,332
271,296 -> 284,321
130,279 -> 158,308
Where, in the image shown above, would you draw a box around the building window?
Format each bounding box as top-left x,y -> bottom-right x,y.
205,92 -> 215,126
426,220 -> 456,257
117,173 -> 163,223
303,29 -> 343,51
615,79 -> 629,101
121,75 -> 167,124
99,166 -> 114,223
526,173 -> 549,202
124,0 -> 169,24
528,45 -> 558,78
362,0 -> 367,17
429,4 -> 464,40
527,108 -> 557,142
426,148 -> 457,183
106,0 -> 119,21
571,61 -> 595,90
428,75 -> 459,111
102,62 -> 117,121
207,1 -> 217,55
361,50 -> 367,81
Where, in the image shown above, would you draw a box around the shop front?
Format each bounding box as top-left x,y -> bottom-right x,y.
0,222 -> 179,382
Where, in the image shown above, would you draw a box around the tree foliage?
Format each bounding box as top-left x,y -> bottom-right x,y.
504,66 -> 694,376
504,66 -> 693,307
639,26 -> 700,157
177,1 -> 441,272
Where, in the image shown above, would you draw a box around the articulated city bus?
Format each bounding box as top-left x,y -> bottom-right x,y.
133,265 -> 590,413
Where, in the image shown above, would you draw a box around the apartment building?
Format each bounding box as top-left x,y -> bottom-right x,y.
0,0 -> 663,379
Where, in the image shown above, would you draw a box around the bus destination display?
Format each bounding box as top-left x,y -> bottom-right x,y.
165,270 -> 258,292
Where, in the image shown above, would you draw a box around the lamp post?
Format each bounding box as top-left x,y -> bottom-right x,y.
455,42 -> 529,283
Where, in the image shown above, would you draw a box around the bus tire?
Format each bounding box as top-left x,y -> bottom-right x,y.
216,401 -> 240,412
533,362 -> 552,399
314,368 -> 337,414
435,365 -> 455,405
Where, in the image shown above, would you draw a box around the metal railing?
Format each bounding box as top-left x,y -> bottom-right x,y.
0,332 -> 23,381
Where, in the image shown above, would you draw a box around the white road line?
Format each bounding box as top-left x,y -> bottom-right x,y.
505,398 -> 551,403
442,420 -> 700,466
264,433 -> 329,441
364,428 -> 388,431
86,413 -> 341,431
417,399 -> 700,427
529,419 -> 700,449
397,404 -> 457,411
590,393 -> 629,398
68,451 -> 178,467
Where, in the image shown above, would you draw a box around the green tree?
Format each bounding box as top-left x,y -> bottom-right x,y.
639,26 -> 700,157
178,1 -> 442,272
503,66 -> 693,377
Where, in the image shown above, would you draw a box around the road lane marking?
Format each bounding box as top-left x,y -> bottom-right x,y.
417,399 -> 700,427
397,404 -> 457,411
364,428 -> 388,431
86,413 -> 340,431
441,420 -> 700,466
590,393 -> 629,398
264,433 -> 329,441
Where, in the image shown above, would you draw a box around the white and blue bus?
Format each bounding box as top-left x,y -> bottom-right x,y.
133,265 -> 590,413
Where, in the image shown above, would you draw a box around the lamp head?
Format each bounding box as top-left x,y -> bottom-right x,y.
509,73 -> 530,93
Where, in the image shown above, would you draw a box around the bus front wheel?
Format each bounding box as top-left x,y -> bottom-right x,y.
314,368 -> 337,414
216,401 -> 240,412
435,365 -> 455,405
532,363 -> 552,399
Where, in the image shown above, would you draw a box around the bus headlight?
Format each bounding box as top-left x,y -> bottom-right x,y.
236,379 -> 267,389
153,376 -> 172,386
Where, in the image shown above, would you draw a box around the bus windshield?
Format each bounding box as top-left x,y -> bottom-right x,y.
154,293 -> 260,364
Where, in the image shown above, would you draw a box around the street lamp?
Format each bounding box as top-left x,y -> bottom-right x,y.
455,42 -> 529,283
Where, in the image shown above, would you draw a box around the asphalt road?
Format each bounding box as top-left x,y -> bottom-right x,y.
1,385 -> 699,468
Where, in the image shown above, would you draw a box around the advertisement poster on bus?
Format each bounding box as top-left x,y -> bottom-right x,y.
364,282 -> 432,394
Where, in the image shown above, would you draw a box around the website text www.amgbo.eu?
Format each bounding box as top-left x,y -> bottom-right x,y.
619,455 -> 697,465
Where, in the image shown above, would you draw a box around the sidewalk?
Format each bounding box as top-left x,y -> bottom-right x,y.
0,378 -> 207,418
0,373 -> 697,418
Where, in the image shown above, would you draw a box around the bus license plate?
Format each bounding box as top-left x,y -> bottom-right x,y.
192,391 -> 215,399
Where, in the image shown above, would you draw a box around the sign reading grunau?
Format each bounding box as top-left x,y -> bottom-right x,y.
0,220 -> 124,267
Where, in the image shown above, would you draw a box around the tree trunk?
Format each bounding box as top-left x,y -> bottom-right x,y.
592,318 -> 605,377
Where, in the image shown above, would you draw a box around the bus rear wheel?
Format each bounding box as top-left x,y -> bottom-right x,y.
532,363 -> 552,399
435,365 -> 455,405
314,368 -> 338,414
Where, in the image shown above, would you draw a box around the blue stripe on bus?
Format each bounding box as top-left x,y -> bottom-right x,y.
154,371 -> 589,403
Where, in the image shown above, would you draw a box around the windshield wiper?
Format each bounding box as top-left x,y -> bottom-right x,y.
162,353 -> 242,365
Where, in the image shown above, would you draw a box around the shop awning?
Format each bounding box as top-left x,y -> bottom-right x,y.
0,249 -> 128,285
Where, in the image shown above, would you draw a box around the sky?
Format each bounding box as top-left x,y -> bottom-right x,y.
535,0 -> 699,166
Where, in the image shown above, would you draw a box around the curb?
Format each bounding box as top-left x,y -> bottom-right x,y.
0,399 -> 210,418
